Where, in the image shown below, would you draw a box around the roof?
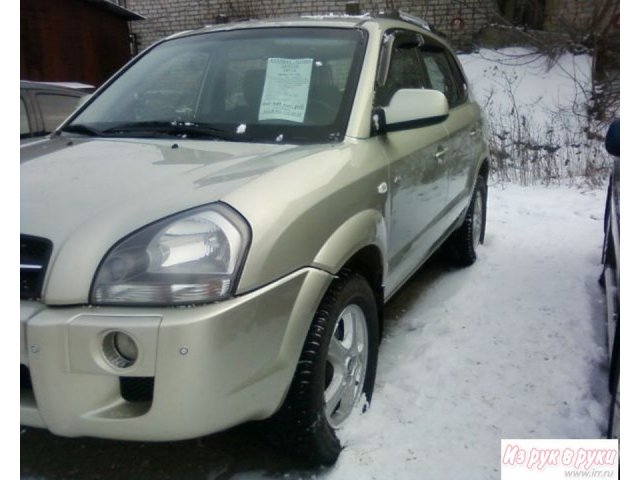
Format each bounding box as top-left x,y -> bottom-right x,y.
81,0 -> 144,21
30,81 -> 95,92
20,81 -> 94,95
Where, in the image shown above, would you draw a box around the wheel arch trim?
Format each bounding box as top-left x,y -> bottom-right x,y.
311,209 -> 387,336
311,208 -> 387,279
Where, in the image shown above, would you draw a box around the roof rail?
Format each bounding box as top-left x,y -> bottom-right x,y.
374,9 -> 432,31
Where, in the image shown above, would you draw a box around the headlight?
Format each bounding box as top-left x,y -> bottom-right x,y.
91,203 -> 250,305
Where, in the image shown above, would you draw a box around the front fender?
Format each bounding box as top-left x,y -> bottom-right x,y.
224,139 -> 390,295
312,208 -> 387,276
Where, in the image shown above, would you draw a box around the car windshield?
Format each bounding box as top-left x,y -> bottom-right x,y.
68,27 -> 367,144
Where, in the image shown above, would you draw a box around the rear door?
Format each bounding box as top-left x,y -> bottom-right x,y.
419,42 -> 481,223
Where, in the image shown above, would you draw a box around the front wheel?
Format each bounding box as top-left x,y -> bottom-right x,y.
269,271 -> 379,466
446,175 -> 487,267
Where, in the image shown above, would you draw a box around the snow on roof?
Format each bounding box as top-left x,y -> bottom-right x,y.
36,81 -> 95,91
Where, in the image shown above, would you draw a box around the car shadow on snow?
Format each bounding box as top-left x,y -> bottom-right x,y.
383,250 -> 453,327
21,421 -> 312,480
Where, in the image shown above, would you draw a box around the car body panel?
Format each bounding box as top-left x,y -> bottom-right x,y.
225,138 -> 390,293
21,267 -> 332,439
382,123 -> 450,293
443,102 -> 487,224
21,138 -> 328,303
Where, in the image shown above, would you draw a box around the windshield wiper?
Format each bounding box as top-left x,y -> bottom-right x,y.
102,121 -> 239,140
60,124 -> 103,136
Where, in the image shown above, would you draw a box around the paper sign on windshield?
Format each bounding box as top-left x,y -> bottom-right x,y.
259,58 -> 313,123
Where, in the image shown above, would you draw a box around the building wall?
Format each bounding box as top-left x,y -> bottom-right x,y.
21,0 -> 132,85
126,0 -> 499,51
544,0 -> 596,31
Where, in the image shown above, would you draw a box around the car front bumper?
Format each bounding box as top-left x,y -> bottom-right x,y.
20,267 -> 332,441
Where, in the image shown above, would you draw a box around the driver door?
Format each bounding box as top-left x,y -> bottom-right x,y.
376,31 -> 450,296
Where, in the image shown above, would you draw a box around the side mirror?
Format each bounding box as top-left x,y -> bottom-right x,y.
374,89 -> 449,134
605,119 -> 619,157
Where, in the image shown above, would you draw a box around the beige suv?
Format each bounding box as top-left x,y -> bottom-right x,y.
20,14 -> 489,465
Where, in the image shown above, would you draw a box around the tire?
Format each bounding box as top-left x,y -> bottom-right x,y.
603,174 -> 613,235
600,176 -> 616,286
269,271 -> 379,466
607,319 -> 620,438
446,175 -> 487,267
599,218 -> 613,288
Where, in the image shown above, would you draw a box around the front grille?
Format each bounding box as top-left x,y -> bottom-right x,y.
120,377 -> 154,402
20,235 -> 53,300
20,364 -> 33,391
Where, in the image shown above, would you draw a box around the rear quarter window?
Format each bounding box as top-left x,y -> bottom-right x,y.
36,93 -> 86,133
20,97 -> 31,135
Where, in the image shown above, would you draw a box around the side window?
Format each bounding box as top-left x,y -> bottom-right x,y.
420,47 -> 465,107
376,43 -> 426,107
36,94 -> 85,133
20,97 -> 31,136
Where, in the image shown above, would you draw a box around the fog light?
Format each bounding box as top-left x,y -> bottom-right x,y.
103,331 -> 139,369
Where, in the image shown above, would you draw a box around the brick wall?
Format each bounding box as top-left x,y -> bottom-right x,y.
126,0 -> 500,51
126,0 -> 609,52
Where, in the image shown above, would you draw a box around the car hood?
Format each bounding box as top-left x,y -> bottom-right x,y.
21,137 -> 326,303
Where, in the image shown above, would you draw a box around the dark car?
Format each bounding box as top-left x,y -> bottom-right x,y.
20,81 -> 93,143
600,118 -> 619,439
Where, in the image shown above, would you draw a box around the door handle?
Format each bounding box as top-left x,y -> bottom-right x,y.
434,147 -> 448,163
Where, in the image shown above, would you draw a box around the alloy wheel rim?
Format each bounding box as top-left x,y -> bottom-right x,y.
324,303 -> 368,428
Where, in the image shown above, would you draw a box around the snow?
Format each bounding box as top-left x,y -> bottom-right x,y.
459,48 -> 606,184
33,81 -> 95,91
460,48 -> 592,127
241,182 -> 610,480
